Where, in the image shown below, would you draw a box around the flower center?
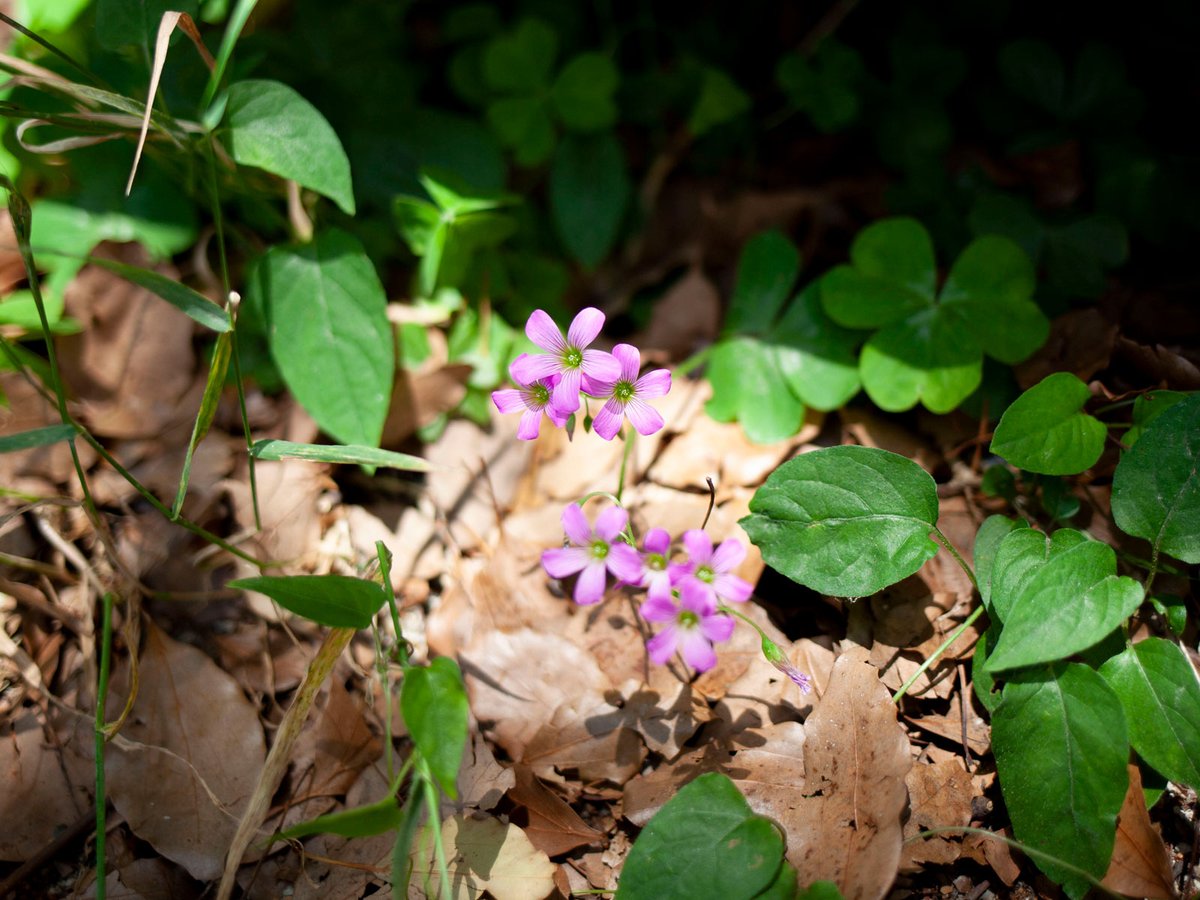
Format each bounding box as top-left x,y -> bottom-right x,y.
646,553 -> 665,572
563,347 -> 584,370
590,540 -> 610,560
696,565 -> 715,584
531,382 -> 551,406
613,380 -> 635,403
678,610 -> 700,628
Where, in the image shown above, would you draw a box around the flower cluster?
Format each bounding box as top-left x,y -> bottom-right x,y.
542,501 -> 810,690
492,308 -> 671,441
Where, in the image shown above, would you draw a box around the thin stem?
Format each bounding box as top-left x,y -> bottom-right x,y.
420,765 -> 453,900
891,604 -> 984,703
932,528 -> 978,591
615,428 -> 635,503
93,592 -> 114,900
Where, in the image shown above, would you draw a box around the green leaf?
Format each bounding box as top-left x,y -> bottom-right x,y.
826,217 -> 937,320
1150,594 -> 1188,637
705,336 -> 806,444
482,18 -> 557,93
224,79 -> 356,215
999,39 -> 1067,117
973,515 -> 1026,607
1044,215 -> 1128,298
0,424 -> 77,453
773,283 -> 862,412
616,773 -> 784,900
742,446 -> 939,597
173,332 -> 233,515
551,53 -> 619,132
860,306 -> 982,413
986,535 -> 1143,671
992,664 -> 1128,898
972,622 -> 1002,714
990,373 -> 1105,475
250,440 -> 430,472
229,575 -> 387,629
1124,390 -> 1188,447
401,657 -> 469,800
549,132 -> 630,268
988,527 -> 1085,622
275,793 -> 404,841
252,230 -> 393,448
724,231 -> 801,336
1111,392 -> 1200,563
84,257 -> 231,333
776,41 -> 864,133
95,0 -> 199,54
1100,638 -> 1200,788
486,96 -> 556,166
688,68 -> 750,137
795,882 -> 846,900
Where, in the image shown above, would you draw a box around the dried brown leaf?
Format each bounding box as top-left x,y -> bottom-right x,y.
509,765 -> 604,857
901,758 -> 974,868
448,732 -> 515,814
1101,764 -> 1177,899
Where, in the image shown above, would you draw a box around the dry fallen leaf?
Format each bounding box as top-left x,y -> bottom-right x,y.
1101,764 -> 1176,899
509,765 -> 604,857
901,758 -> 974,868
409,813 -> 557,900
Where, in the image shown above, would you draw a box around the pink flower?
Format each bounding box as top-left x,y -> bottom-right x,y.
641,581 -> 734,672
636,528 -> 673,601
509,308 -> 620,415
669,530 -> 753,607
491,362 -> 569,440
584,344 -> 671,440
761,635 -> 812,694
542,504 -> 642,605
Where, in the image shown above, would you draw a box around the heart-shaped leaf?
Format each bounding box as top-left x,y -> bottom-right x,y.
688,68 -> 750,136
987,526 -> 1085,621
229,575 -> 387,629
990,372 -> 1106,474
551,53 -> 619,132
973,515 -> 1028,607
550,132 -> 629,268
402,657 -> 469,799
742,446 -> 940,597
1100,638 -> 1200,788
482,18 -> 557,93
1123,390 -> 1187,447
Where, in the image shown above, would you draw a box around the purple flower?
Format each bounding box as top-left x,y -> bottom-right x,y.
584,344 -> 671,440
491,362 -> 569,440
542,504 -> 642,605
761,635 -> 813,694
636,528 -> 674,601
641,581 -> 734,672
669,530 -> 753,607
509,308 -> 620,415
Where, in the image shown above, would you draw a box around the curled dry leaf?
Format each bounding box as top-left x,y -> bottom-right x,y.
509,765 -> 604,857
1101,764 -> 1176,899
408,813 -> 557,900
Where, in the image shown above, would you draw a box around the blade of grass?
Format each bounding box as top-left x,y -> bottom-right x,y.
0,423 -> 77,453
250,439 -> 432,472
172,332 -> 233,516
200,0 -> 260,114
0,12 -> 100,86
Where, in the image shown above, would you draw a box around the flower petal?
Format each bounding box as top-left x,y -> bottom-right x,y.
574,561 -> 608,605
700,612 -> 735,644
624,397 -> 664,436
552,367 -> 583,413
580,349 -> 621,383
593,506 -> 629,542
713,573 -> 753,603
667,561 -> 693,583
561,503 -> 593,546
640,592 -> 679,622
566,307 -> 605,348
546,403 -> 571,427
678,630 -> 717,672
681,529 -> 714,565
581,373 -> 614,397
606,543 -> 644,584
644,571 -> 674,601
516,408 -> 542,440
635,368 -> 672,399
492,388 -> 527,415
643,528 -> 671,555
510,352 -> 560,385
542,546 -> 590,578
592,400 -> 624,440
646,627 -> 678,665
711,538 -> 747,573
611,343 -> 641,381
679,578 -> 718,615
526,310 -> 567,353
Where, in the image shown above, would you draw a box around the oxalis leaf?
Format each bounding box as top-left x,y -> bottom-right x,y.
1111,391 -> 1200,563
250,229 -> 394,448
821,217 -> 1046,413
1100,638 -> 1200,788
742,446 -> 939,597
992,664 -> 1128,898
229,575 -> 387,629
990,372 -> 1106,475
616,772 -> 785,900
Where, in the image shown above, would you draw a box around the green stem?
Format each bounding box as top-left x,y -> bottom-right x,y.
616,427 -> 635,503
93,592 -> 114,900
932,527 -> 978,591
420,764 -> 452,900
891,604 -> 984,703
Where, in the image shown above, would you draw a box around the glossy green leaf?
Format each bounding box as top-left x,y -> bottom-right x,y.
0,424 -> 77,453
860,306 -> 982,413
987,526 -> 1085,621
688,68 -> 750,136
992,664 -> 1128,898
1150,594 -> 1188,637
705,336 -> 806,444
742,446 -> 939,596
822,218 -> 936,325
274,793 -> 404,840
229,575 -> 387,629
724,231 -> 801,335
550,132 -> 629,268
1112,392 -> 1200,563
615,773 -> 784,900
1100,638 -> 1200,788
85,257 -> 231,333
990,373 -> 1105,474
225,79 -> 356,215
773,283 -> 862,411
973,515 -> 1026,607
972,622 -> 1002,714
251,230 -> 393,447
401,657 -> 469,800
551,53 -> 619,131
250,440 -> 430,472
1123,390 -> 1188,447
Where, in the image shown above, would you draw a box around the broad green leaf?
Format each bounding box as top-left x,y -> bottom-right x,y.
482,18 -> 557,93
225,79 -> 356,215
688,68 -> 750,137
973,515 -> 1027,607
401,657 -> 469,800
940,235 -> 1046,364
705,336 -> 805,444
253,230 -> 393,448
84,257 -> 231,333
486,96 -> 556,165
551,53 -> 619,132
1111,392 -> 1200,563
0,424 -> 76,453
1123,390 -> 1188,447
859,307 -> 981,413
274,793 -> 404,840
1044,215 -> 1128,298
742,446 -> 939,597
1150,594 -> 1188,637
987,526 -> 1085,621
819,268 -> 930,329
616,773 -> 784,900
549,132 -> 630,268
776,41 -> 864,133
839,216 -> 937,309
17,0 -> 92,32
986,536 -> 1143,671
725,231 -> 801,335
1100,638 -> 1200,788
393,197 -> 441,256
95,0 -> 199,54
972,622 -> 1002,714
250,440 -> 430,472
229,575 -> 387,629
993,664 -> 1128,898
773,283 -> 862,411
990,372 -> 1105,474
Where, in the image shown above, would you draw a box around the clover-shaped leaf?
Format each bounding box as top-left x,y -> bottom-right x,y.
999,39 -> 1141,129
821,217 -> 1045,413
551,53 -> 619,132
990,372 -> 1106,475
776,39 -> 865,133
482,18 -> 557,93
706,232 -> 861,443
688,67 -> 750,137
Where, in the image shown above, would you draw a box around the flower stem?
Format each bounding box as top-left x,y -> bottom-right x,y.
891,604 -> 984,703
932,527 -> 978,591
616,427 -> 635,503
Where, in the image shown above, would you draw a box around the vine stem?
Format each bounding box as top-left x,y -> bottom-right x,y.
615,427 -> 635,503
891,604 -> 984,703
932,527 -> 978,591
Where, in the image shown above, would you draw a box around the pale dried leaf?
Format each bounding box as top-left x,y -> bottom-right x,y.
901,759 -> 974,868
409,814 -> 557,900
447,732 -> 515,814
1101,764 -> 1176,899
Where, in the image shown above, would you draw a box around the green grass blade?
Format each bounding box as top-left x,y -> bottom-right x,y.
249,439 -> 431,472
